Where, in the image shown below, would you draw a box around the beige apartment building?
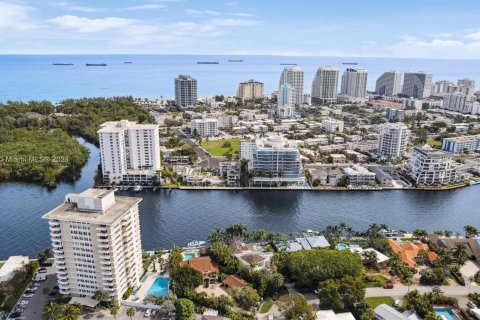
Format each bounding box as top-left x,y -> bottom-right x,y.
43,189 -> 143,302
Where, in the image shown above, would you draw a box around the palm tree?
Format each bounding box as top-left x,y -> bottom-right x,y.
413,229 -> 428,240
58,305 -> 82,320
126,307 -> 136,320
431,286 -> 444,299
452,243 -> 469,267
464,225 -> 479,238
444,230 -> 453,238
42,301 -> 61,320
110,305 -> 120,320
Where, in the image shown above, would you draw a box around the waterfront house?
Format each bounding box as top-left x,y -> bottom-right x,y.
388,239 -> 437,267
181,256 -> 219,280
288,235 -> 330,251
429,235 -> 480,260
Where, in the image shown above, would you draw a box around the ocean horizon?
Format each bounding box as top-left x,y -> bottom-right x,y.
0,54 -> 479,103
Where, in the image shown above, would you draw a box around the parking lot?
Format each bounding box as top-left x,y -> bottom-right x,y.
9,266 -> 57,320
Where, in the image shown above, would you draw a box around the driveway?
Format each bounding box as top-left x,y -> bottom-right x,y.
16,266 -> 57,320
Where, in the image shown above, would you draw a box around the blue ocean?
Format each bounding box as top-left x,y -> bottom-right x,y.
0,54 -> 479,102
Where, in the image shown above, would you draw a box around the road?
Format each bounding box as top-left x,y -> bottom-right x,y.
172,128 -> 222,168
366,284 -> 480,298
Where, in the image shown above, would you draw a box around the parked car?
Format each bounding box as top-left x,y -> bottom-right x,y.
23,293 -> 34,298
383,283 -> 394,289
468,301 -> 478,309
144,309 -> 152,317
9,311 -> 22,319
394,300 -> 401,308
38,268 -> 47,273
19,300 -> 29,305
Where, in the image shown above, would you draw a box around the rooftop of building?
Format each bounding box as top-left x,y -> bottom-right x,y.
42,192 -> 142,225
443,134 -> 480,142
97,120 -> 158,133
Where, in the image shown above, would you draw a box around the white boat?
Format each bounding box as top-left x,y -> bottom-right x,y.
113,187 -> 119,192
133,185 -> 142,192
187,240 -> 206,248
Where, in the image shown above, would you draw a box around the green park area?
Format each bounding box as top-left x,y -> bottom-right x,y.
201,138 -> 240,157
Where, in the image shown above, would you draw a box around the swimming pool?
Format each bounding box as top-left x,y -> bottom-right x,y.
336,243 -> 349,250
183,252 -> 195,261
147,278 -> 170,297
434,308 -> 458,320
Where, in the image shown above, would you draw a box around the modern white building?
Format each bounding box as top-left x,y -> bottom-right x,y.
375,71 -> 403,96
409,145 -> 466,186
175,74 -> 197,107
98,120 -> 161,184
432,78 -> 476,100
339,68 -> 368,103
377,123 -> 409,159
322,118 -> 344,133
402,72 -> 432,99
242,136 -> 305,186
311,67 -> 339,105
278,83 -> 295,107
42,189 -> 143,302
442,92 -> 469,113
276,105 -> 294,119
236,79 -> 264,102
191,117 -> 219,137
279,67 -> 304,105
217,115 -> 238,129
442,135 -> 480,154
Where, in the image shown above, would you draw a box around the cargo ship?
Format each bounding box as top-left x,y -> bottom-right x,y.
86,63 -> 107,66
52,63 -> 73,66
124,61 -> 133,64
280,63 -> 297,66
197,61 -> 219,64
342,62 -> 358,65
228,59 -> 243,62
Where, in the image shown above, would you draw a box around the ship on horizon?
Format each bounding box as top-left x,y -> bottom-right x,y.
228,59 -> 244,62
280,63 -> 297,66
197,61 -> 219,64
342,62 -> 359,65
52,63 -> 73,66
86,63 -> 107,66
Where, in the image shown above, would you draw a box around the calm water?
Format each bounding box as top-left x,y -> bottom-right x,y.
0,141 -> 479,259
0,55 -> 479,102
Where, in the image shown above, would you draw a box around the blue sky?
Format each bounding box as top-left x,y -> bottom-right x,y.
1,0 -> 480,58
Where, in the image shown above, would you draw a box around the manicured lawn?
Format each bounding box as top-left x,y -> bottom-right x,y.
427,139 -> 442,149
201,139 -> 239,157
365,296 -> 394,308
364,275 -> 388,288
259,299 -> 274,313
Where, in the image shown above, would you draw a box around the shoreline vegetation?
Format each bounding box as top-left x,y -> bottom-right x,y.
0,97 -> 152,186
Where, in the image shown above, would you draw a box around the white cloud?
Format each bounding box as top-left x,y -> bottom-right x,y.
230,12 -> 254,17
48,15 -> 135,33
0,2 -> 35,31
371,34 -> 480,59
48,1 -> 99,13
125,4 -> 166,11
211,18 -> 259,26
185,9 -> 219,16
466,30 -> 480,40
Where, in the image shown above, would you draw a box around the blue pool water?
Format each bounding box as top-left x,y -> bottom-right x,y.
336,244 -> 349,250
183,252 -> 195,261
434,308 -> 458,320
147,278 -> 170,297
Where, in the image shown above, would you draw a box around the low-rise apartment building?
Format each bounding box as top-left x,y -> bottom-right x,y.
442,135 -> 480,154
409,145 -> 467,185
